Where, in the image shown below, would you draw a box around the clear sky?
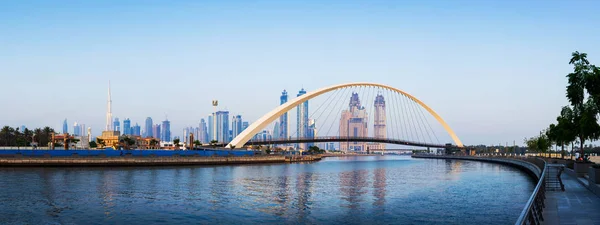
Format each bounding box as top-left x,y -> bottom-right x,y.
1,0 -> 599,145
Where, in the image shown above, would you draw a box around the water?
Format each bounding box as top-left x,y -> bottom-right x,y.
0,156 -> 534,225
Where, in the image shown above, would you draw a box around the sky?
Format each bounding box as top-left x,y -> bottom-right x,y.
1,0 -> 599,146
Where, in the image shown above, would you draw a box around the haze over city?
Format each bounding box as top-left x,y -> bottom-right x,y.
1,0 -> 600,145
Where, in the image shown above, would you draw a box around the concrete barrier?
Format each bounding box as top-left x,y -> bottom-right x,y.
411,155 -> 543,179
0,155 -> 286,167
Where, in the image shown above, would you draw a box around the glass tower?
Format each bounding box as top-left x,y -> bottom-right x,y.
161,120 -> 171,142
216,111 -> 230,143
279,90 -> 289,140
123,118 -> 131,135
113,118 -> 120,132
62,119 -> 68,134
145,117 -> 153,138
296,88 -> 308,149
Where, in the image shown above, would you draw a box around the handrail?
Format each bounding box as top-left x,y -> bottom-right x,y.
515,157 -> 547,225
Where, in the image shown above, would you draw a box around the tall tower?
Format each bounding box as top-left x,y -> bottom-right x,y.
62,119 -> 68,134
105,81 -> 113,131
145,117 -> 153,138
296,88 -> 308,149
373,94 -> 386,150
279,90 -> 289,140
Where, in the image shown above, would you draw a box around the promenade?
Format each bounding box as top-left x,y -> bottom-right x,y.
543,172 -> 600,225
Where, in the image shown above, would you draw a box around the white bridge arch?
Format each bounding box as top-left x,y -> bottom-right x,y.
227,82 -> 464,148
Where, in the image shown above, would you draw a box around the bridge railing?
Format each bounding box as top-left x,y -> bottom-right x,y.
245,136 -> 452,148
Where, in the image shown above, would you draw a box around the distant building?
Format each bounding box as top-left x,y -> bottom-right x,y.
372,94 -> 386,150
340,93 -> 369,152
307,119 -> 316,148
200,119 -> 208,143
152,124 -> 161,140
113,118 -> 121,132
273,121 -> 280,140
145,117 -> 153,138
279,90 -> 289,140
62,119 -> 68,134
161,120 -> 171,142
231,115 -> 243,139
132,123 -> 141,136
216,111 -> 230,143
20,125 -> 26,133
208,114 -> 214,142
123,118 -> 131,135
73,122 -> 81,136
296,88 -> 308,149
242,122 -> 249,132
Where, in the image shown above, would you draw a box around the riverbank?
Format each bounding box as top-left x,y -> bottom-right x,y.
0,149 -> 326,166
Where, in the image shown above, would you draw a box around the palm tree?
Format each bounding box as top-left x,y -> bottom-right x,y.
194,140 -> 201,149
173,138 -> 181,149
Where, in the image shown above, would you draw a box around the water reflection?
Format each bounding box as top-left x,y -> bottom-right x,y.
0,156 -> 535,225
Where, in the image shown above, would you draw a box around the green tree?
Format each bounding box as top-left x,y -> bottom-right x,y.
194,140 -> 201,148
89,141 -> 98,148
149,139 -> 159,149
173,138 -> 181,148
209,140 -> 218,146
566,51 -> 600,156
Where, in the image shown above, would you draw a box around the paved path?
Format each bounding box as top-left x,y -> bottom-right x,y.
542,173 -> 600,225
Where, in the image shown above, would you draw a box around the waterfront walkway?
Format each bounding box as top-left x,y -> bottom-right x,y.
542,173 -> 600,225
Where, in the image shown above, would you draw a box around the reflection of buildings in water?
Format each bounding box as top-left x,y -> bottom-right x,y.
339,170 -> 368,210
373,168 -> 386,207
294,172 -> 314,222
444,160 -> 462,181
99,170 -> 116,218
209,167 -> 232,211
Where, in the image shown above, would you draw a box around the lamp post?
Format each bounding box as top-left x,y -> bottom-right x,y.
212,100 -> 218,143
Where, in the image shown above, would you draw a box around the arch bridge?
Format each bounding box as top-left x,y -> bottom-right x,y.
226,82 -> 464,149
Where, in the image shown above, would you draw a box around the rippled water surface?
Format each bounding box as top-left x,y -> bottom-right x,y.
0,156 -> 534,224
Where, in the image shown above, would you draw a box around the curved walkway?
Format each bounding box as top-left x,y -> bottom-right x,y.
542,173 -> 600,225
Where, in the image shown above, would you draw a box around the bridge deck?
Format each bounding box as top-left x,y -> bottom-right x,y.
241,136 -> 453,148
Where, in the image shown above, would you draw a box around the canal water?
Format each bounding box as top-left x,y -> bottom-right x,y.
0,156 -> 534,224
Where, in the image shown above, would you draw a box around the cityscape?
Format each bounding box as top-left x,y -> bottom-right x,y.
1,1 -> 600,225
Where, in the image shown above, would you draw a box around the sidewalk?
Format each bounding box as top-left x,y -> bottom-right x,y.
542,173 -> 600,225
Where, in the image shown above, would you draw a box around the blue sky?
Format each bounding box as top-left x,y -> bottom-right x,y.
1,0 -> 599,145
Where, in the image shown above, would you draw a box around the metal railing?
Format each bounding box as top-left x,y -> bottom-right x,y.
515,158 -> 547,225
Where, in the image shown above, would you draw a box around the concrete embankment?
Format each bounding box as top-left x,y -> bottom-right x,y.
411,155 -> 543,179
0,155 -> 288,167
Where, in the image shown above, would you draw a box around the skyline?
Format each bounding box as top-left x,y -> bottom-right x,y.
1,0 -> 600,145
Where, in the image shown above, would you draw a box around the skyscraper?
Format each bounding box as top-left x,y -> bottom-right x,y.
373,94 -> 387,150
208,114 -> 215,142
161,120 -> 171,142
307,119 -> 316,148
242,122 -> 249,132
145,117 -> 153,138
106,81 -> 113,131
133,123 -> 141,136
113,118 -> 120,132
200,119 -> 208,143
73,122 -> 80,136
231,115 -> 243,139
279,90 -> 289,140
123,118 -> 131,135
62,119 -> 68,134
152,124 -> 161,140
339,93 -> 369,152
296,88 -> 309,149
216,111 -> 230,143
273,121 -> 280,140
